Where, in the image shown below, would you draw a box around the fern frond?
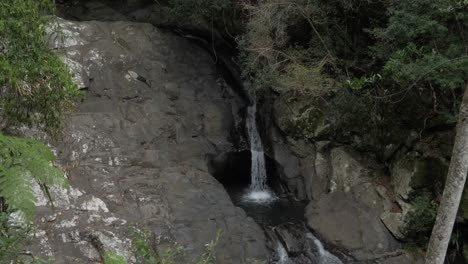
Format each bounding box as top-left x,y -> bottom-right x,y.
0,133 -> 68,222
0,168 -> 36,222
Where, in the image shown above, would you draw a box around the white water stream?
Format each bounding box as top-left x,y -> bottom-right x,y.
244,102 -> 276,203
276,242 -> 289,264
307,233 -> 343,264
274,233 -> 343,264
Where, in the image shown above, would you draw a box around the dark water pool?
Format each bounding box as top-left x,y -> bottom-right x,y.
225,184 -> 307,226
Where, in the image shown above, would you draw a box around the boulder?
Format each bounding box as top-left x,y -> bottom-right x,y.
273,93 -> 330,140
305,191 -> 400,260
380,212 -> 405,240
375,253 -> 424,264
329,147 -> 371,193
391,152 -> 448,201
28,18 -> 268,263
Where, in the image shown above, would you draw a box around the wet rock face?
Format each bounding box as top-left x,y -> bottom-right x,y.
30,19 -> 268,263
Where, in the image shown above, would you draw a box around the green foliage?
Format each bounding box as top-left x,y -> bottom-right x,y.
0,133 -> 68,222
366,0 -> 468,127
0,212 -> 30,263
240,2 -> 332,94
0,0 -> 83,136
132,228 -> 161,264
131,228 -> 222,264
103,252 -> 128,264
0,211 -> 56,263
403,192 -> 438,246
0,133 -> 66,262
0,1 -> 77,262
131,228 -> 185,264
240,0 -> 388,92
345,74 -> 382,91
195,230 -> 222,264
239,0 -> 466,141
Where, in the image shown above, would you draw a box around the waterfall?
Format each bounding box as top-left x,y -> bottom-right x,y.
306,233 -> 343,264
276,242 -> 289,264
244,101 -> 275,202
246,103 -> 267,190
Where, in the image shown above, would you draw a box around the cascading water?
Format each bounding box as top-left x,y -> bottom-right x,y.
276,242 -> 289,264
307,233 -> 343,264
244,101 -> 276,203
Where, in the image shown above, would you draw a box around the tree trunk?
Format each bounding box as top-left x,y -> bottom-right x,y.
425,84 -> 468,264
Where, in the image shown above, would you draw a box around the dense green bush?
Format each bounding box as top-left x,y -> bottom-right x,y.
238,0 -> 467,148
0,2 -> 81,262
367,0 -> 468,128
0,0 -> 83,137
403,192 -> 438,246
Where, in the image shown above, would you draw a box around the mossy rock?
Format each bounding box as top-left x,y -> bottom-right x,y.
273,92 -> 330,140
391,152 -> 448,200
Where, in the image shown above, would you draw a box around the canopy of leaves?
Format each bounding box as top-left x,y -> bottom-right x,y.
348,0 -> 468,131
371,0 -> 468,101
0,0 -> 83,137
0,133 -> 68,223
238,0 -> 467,143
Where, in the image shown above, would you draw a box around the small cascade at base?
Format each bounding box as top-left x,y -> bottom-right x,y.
306,233 -> 343,264
276,242 -> 289,264
244,100 -> 276,203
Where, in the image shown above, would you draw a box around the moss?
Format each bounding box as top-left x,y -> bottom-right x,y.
103,252 -> 128,264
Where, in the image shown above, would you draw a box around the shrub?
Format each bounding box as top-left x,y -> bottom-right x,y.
132,228 -> 162,264
0,0 -> 83,137
131,228 -> 223,264
103,252 -> 128,264
403,192 -> 438,246
0,212 -> 31,263
239,0 -> 336,93
366,0 -> 467,128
